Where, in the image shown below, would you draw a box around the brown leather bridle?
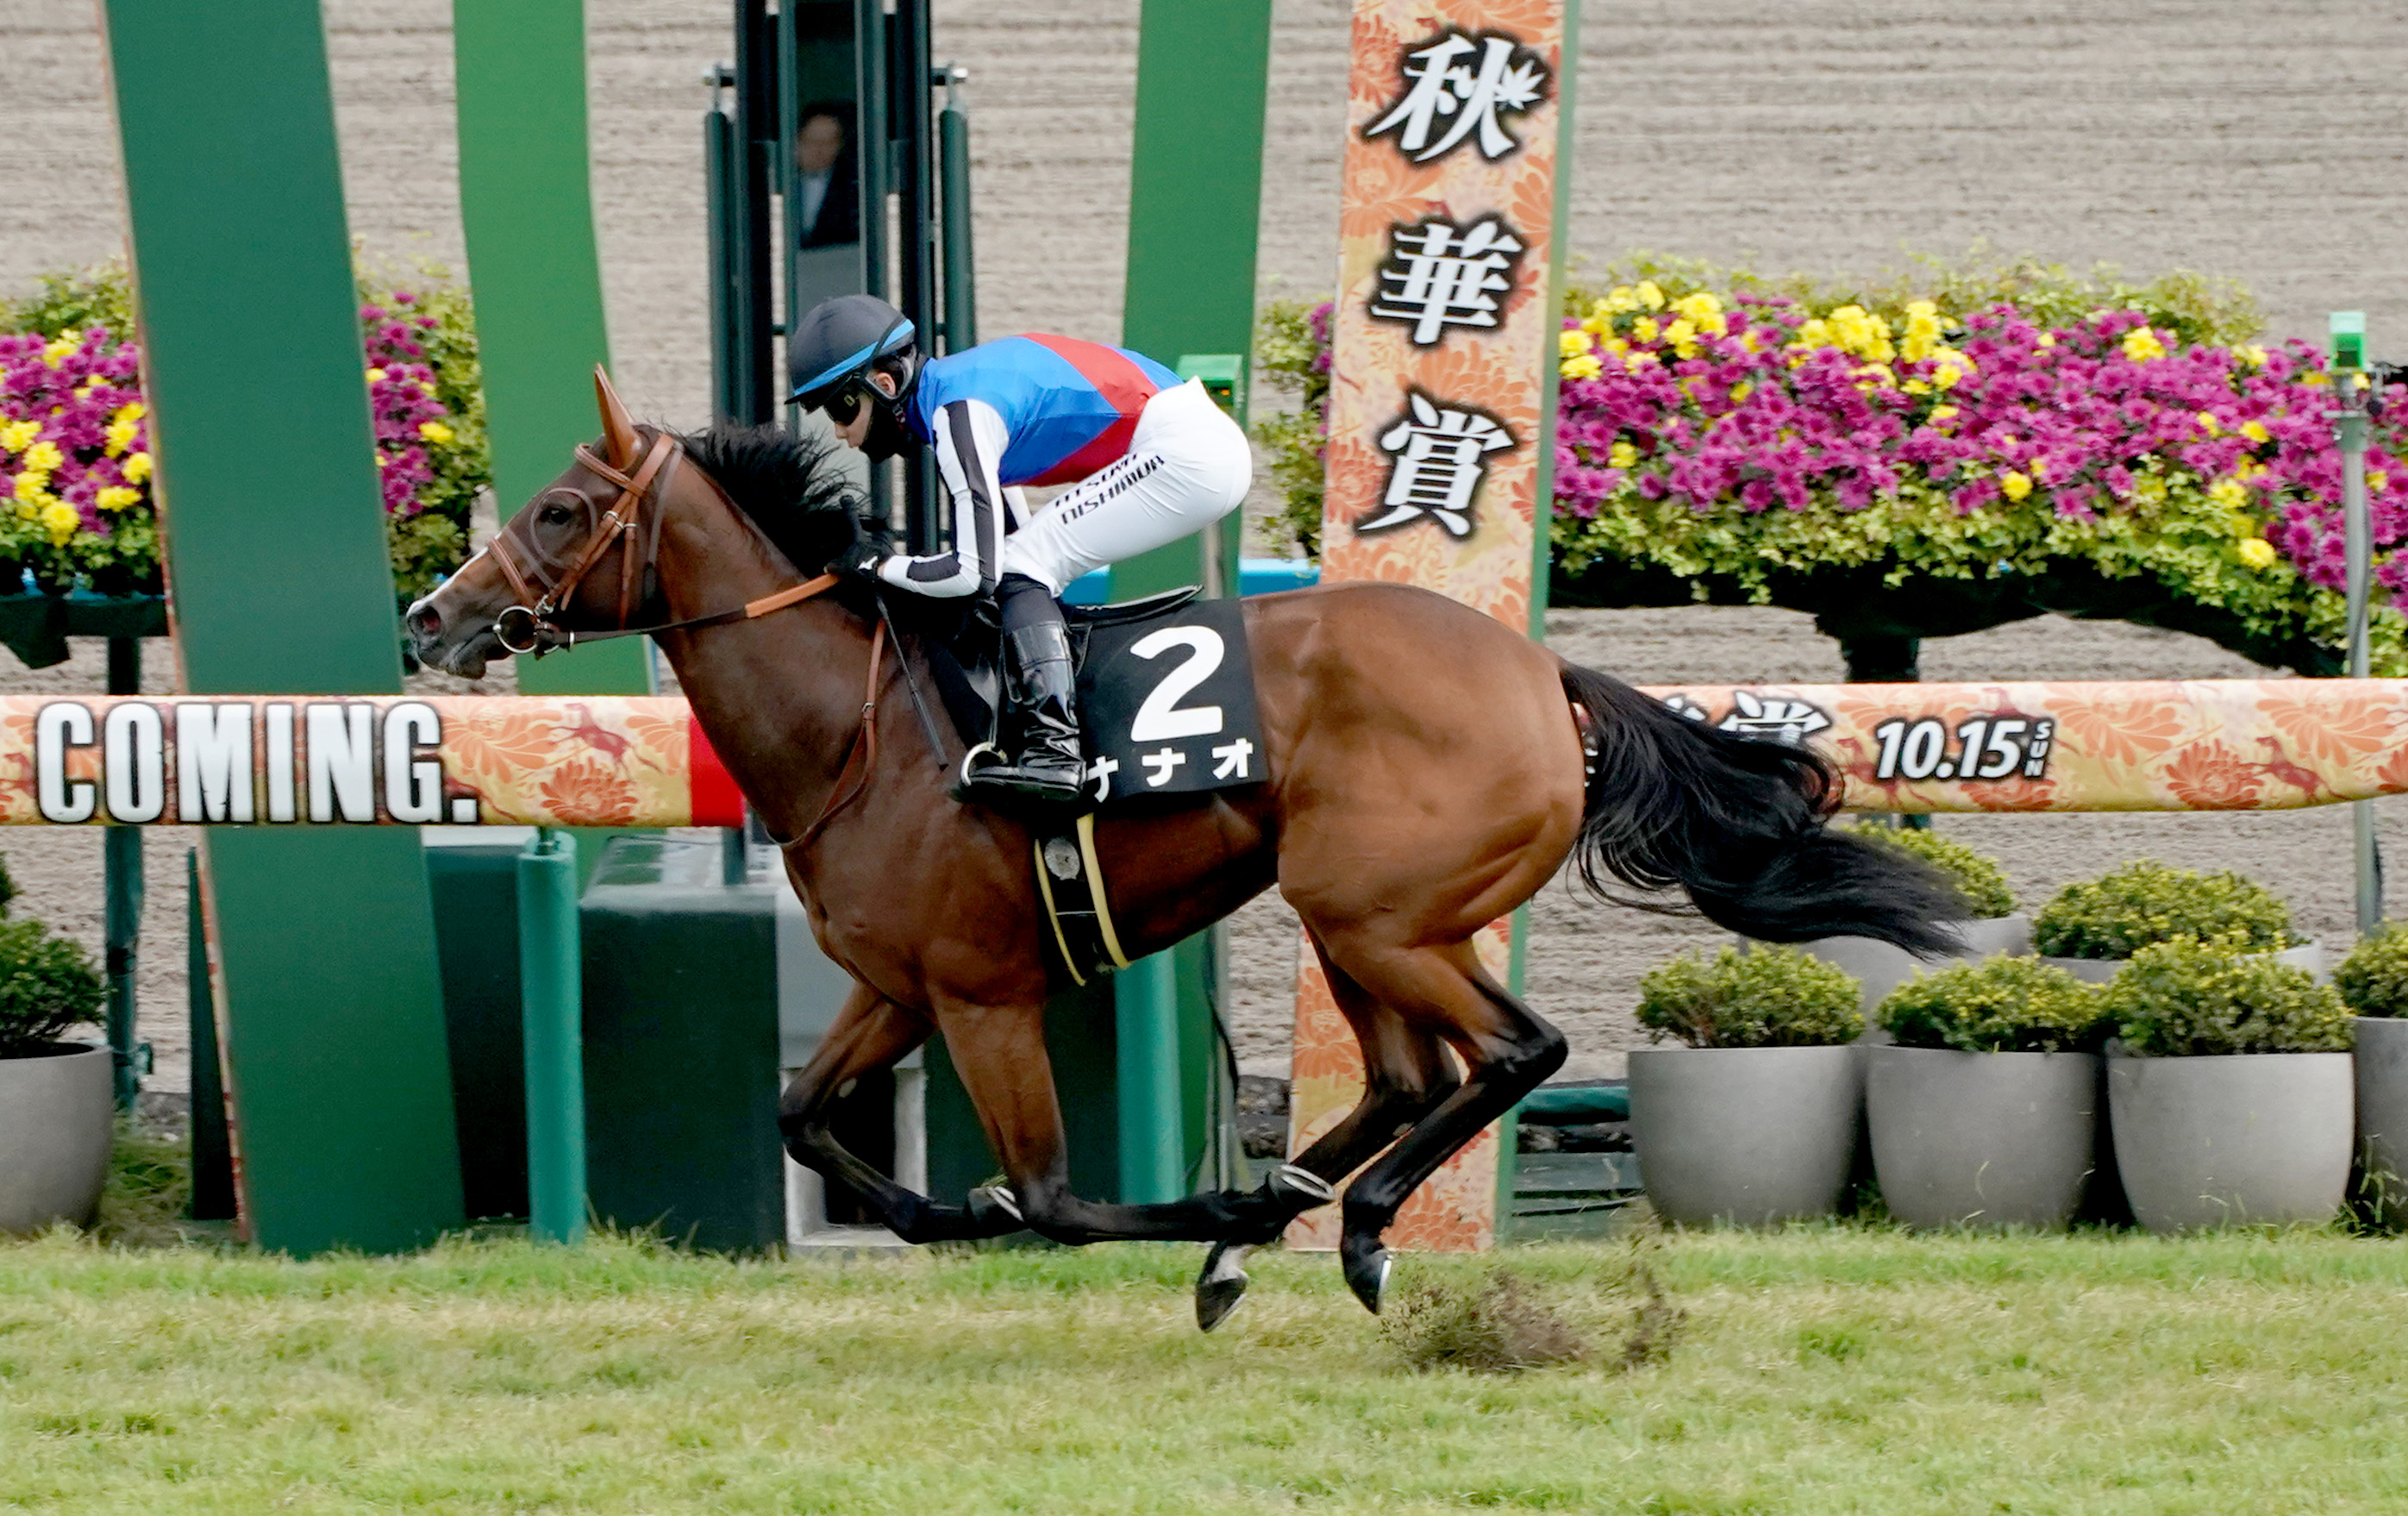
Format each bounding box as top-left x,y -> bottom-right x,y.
487,429 -> 841,656
483,424 -> 891,851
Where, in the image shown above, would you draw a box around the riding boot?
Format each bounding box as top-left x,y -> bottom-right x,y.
968,577 -> 1086,806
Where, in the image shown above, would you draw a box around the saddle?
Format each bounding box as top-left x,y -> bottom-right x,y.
918,586 -> 1264,810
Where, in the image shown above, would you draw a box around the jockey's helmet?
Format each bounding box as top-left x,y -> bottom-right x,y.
787,294 -> 919,426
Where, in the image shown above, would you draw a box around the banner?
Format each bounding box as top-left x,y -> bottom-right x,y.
1286,0 -> 1578,1253
0,696 -> 739,830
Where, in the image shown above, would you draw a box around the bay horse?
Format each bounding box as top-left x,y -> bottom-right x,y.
406,373 -> 1958,1327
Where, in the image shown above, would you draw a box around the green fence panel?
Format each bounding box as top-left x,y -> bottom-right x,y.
101,0 -> 464,1256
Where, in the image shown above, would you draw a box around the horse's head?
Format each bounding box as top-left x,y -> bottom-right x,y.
407,367 -> 860,678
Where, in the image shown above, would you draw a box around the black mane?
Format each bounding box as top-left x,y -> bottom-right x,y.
678,422 -> 861,575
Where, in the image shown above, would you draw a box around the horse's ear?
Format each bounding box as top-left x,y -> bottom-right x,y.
594,365 -> 639,467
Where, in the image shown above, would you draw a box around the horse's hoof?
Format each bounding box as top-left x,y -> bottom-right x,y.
966,1185 -> 1023,1230
1341,1235 -> 1392,1315
1195,1242 -> 1253,1332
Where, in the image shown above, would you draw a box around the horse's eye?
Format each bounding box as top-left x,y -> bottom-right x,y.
539,503 -> 573,526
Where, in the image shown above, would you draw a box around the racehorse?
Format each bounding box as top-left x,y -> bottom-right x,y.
406,373 -> 1960,1328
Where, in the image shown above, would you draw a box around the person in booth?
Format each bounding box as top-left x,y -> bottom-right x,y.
785,293 -> 1250,808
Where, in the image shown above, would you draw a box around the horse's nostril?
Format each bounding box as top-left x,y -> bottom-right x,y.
409,604 -> 441,640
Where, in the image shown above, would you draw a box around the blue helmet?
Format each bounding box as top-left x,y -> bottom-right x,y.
786,294 -> 918,420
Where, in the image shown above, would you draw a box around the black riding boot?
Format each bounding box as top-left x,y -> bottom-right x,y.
969,574 -> 1085,806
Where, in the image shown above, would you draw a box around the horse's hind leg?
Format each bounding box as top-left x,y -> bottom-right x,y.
780,983 -> 1023,1243
1194,941 -> 1463,1329
1310,936 -> 1566,1313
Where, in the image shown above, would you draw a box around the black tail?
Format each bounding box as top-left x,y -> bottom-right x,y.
1558,661 -> 1966,955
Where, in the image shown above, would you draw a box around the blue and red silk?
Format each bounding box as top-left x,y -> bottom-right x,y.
909,334 -> 1180,486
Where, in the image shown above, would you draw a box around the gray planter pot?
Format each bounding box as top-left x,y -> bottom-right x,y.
1628,1044 -> 1861,1226
1866,1044 -> 2098,1230
0,1042 -> 113,1236
2042,942 -> 2329,986
2355,1017 -> 2408,1225
2106,1049 -> 2353,1232
1770,915 -> 2032,1029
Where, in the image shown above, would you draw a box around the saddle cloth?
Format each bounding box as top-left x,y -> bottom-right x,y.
925,587 -> 1267,808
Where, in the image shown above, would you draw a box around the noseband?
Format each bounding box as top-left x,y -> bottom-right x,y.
487,431 -> 841,655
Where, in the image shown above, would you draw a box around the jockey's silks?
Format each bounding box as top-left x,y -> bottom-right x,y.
909,335 -> 1181,486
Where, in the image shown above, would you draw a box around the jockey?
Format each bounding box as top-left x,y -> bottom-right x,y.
786,293 -> 1252,807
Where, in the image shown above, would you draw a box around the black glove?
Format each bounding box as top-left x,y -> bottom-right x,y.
833,535 -> 885,582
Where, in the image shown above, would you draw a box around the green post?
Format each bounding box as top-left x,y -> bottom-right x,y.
453,0 -> 653,703
102,0 -> 463,1254
517,828 -> 586,1243
103,637 -> 144,1112
1115,950 -> 1185,1205
2333,311 -> 2379,935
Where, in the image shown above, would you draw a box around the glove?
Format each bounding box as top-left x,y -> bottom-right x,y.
833,535 -> 885,583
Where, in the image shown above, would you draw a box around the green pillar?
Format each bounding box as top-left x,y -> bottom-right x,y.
1111,0 -> 1273,1201
102,0 -> 463,1253
453,0 -> 652,701
1115,0 -> 1271,600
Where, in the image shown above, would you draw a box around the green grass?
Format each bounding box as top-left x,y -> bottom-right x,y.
5,1225 -> 2408,1513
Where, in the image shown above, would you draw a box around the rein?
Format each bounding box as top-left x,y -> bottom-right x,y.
488,427 -> 885,849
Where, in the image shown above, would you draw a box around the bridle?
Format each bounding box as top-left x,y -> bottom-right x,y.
487,429 -> 841,657
478,425 -> 909,853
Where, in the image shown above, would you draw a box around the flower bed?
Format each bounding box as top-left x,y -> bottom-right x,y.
0,261 -> 487,604
1256,255 -> 2408,674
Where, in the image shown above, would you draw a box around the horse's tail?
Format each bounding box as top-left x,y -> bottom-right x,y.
1557,661 -> 1966,955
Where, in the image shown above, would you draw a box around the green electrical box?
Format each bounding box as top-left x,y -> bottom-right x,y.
2333,310 -> 2368,373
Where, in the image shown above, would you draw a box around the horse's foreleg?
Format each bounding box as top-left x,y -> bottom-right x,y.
1310,937 -> 1567,1314
780,983 -> 1022,1243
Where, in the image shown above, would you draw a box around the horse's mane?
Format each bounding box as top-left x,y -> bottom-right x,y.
677,422 -> 861,576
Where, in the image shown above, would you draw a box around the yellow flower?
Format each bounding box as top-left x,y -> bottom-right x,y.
1634,281 -> 1666,312
1671,291 -> 1725,335
2237,538 -> 2278,570
2233,344 -> 2269,367
1928,404 -> 1959,424
41,335 -> 78,367
1598,287 -> 1641,316
1558,353 -> 1603,380
1663,317 -> 1698,358
1929,348 -> 1973,389
39,498 -> 79,544
1903,379 -> 1930,395
366,367 -> 387,383
1608,441 -> 1639,469
1560,329 -> 1592,358
1730,381 -> 1752,402
2036,333 -> 2055,349
2197,411 -> 2221,436
2208,477 -> 2249,510
96,485 -> 140,512
1740,330 -> 1761,354
122,452 -> 152,484
0,419 -> 39,454
418,420 -> 454,445
2122,327 -> 2167,363
117,400 -> 145,422
2241,420 -> 2270,444
12,472 -> 48,504
1632,317 -> 1658,344
2374,472 -> 2392,493
2000,471 -> 2033,502
104,418 -> 138,456
22,442 -> 61,474
2030,458 -> 2049,483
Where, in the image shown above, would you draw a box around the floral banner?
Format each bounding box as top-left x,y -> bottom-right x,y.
1288,0 -> 1573,1254
0,696 -> 741,829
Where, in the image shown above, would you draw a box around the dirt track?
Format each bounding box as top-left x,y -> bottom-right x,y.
3,0 -> 2405,1087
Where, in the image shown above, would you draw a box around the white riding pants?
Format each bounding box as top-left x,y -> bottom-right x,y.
999,379 -> 1252,594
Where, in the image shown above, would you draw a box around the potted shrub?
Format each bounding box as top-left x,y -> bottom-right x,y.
0,916 -> 112,1236
2334,924 -> 2408,1225
1867,957 -> 2105,1230
1778,823 -> 2025,1020
2100,940 -> 2354,1232
2034,860 -> 2323,985
1627,946 -> 1864,1225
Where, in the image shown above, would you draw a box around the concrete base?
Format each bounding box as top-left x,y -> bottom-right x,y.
1867,1045 -> 2098,1230
2107,1049 -> 2352,1232
0,1043 -> 113,1236
1629,1044 -> 1861,1226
